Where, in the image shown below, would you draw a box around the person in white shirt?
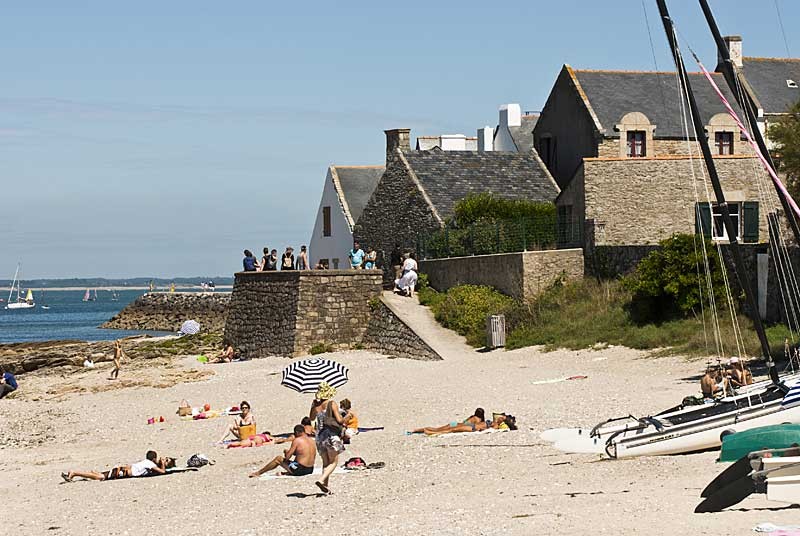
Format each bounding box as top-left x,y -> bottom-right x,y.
395,252 -> 419,297
61,450 -> 170,482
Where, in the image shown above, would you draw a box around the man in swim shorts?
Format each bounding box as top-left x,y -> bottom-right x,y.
248,425 -> 317,477
62,450 -> 170,482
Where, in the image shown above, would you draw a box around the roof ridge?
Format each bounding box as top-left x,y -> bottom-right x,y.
573,68 -> 718,76
743,56 -> 800,63
331,165 -> 384,169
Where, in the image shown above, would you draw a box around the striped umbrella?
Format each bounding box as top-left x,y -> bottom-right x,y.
179,319 -> 201,335
281,358 -> 349,393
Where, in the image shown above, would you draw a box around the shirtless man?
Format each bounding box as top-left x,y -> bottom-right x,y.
108,340 -> 126,380
727,357 -> 753,388
248,425 -> 317,477
701,367 -> 727,398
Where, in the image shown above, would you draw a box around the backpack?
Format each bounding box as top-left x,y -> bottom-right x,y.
187,454 -> 212,468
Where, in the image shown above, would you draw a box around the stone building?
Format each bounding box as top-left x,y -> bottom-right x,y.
416,134 -> 478,151
309,165 -> 384,269
715,35 -> 800,145
353,128 -> 560,267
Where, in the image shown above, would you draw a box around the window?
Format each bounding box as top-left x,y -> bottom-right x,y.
715,131 -> 734,155
626,131 -> 646,157
712,203 -> 740,241
332,258 -> 340,269
322,206 -> 331,237
696,201 -> 758,243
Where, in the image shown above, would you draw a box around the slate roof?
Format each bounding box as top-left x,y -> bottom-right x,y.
331,166 -> 385,225
740,57 -> 800,114
507,114 -> 539,152
571,69 -> 742,138
402,150 -> 559,218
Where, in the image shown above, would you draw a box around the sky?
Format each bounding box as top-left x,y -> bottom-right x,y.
1,1 -> 797,279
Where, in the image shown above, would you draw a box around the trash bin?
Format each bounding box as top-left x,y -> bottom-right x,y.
486,314 -> 506,349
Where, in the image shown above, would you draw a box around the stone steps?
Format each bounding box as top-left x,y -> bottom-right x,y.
379,291 -> 475,360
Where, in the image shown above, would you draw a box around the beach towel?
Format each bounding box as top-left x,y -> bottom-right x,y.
357,426 -> 384,432
258,467 -> 346,480
754,523 -> 800,534
531,375 -> 587,385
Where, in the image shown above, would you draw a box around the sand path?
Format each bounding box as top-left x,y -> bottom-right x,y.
1,343 -> 797,535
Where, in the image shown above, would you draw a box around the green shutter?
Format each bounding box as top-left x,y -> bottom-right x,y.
742,201 -> 759,243
695,203 -> 711,238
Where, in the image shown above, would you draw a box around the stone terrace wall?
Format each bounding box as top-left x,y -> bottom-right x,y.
419,249 -> 584,301
224,270 -> 383,358
362,302 -> 440,360
102,292 -> 229,332
294,271 -> 384,354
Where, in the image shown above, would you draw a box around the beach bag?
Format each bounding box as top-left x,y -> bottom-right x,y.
187,454 -> 210,468
344,457 -> 366,470
238,424 -> 256,439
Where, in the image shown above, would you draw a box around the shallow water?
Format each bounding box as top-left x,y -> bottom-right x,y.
0,289 -> 171,343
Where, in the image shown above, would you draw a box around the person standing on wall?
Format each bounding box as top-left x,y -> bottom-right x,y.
243,250 -> 258,272
281,247 -> 295,270
266,249 -> 279,271
296,245 -> 309,270
259,247 -> 271,271
348,241 -> 365,269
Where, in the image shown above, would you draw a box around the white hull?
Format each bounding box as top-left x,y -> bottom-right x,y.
6,302 -> 34,310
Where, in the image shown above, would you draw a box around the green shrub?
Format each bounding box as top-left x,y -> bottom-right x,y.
453,192 -> 555,226
427,285 -> 514,347
309,343 -> 334,355
623,233 -> 727,321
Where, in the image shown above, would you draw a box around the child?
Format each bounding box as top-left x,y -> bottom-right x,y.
340,399 -> 359,442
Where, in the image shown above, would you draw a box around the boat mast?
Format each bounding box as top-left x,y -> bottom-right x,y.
655,0 -> 779,384
7,264 -> 18,303
697,0 -> 800,247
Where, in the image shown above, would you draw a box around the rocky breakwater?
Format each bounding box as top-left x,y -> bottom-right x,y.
102,292 -> 230,333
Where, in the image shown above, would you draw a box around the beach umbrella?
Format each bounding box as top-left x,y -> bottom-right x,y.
179,319 -> 201,335
281,358 -> 349,393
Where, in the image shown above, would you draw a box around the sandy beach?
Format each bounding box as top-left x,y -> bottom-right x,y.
2,341 -> 798,536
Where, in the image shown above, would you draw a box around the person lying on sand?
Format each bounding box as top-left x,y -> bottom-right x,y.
489,413 -> 518,430
411,408 -> 487,436
219,400 -> 256,443
213,343 -> 235,364
226,432 -> 273,448
61,450 -> 174,482
248,425 -> 317,478
274,417 -> 315,444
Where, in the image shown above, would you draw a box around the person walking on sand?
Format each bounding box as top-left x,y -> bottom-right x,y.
108,340 -> 126,380
296,245 -> 309,270
248,424 -> 317,477
310,382 -> 345,494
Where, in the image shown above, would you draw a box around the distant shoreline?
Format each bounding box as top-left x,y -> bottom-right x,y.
0,286 -> 233,292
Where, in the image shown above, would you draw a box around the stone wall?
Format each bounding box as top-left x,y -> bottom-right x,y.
419,249 -> 584,301
224,270 -> 383,358
102,292 -> 229,332
571,155 -> 777,247
596,138 -> 756,159
362,301 -> 440,360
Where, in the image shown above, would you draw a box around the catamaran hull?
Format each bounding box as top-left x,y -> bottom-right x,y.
5,302 -> 34,310
611,402 -> 800,458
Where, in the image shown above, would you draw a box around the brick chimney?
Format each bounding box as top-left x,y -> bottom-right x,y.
719,35 -> 743,68
385,128 -> 411,165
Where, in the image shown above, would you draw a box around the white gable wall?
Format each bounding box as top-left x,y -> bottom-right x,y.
494,103 -> 522,151
309,167 -> 356,269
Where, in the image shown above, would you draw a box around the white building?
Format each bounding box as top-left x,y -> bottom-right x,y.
309,165 -> 384,269
415,134 -> 478,150
476,103 -> 539,152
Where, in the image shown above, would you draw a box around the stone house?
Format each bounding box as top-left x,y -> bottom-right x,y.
353,128 -> 560,265
309,165 -> 384,269
532,64 -> 775,251
715,35 -> 800,146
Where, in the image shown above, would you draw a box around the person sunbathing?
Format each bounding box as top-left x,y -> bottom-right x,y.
226,432 -> 273,448
274,417 -> 315,444
489,413 -> 518,430
219,400 -> 256,443
213,343 -> 235,363
411,408 -> 487,436
248,425 -> 317,478
61,450 -> 173,482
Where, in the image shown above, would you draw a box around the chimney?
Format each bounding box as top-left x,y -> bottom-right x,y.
477,126 -> 494,152
385,128 -> 411,165
440,134 -> 467,151
499,103 -> 522,129
719,35 -> 743,68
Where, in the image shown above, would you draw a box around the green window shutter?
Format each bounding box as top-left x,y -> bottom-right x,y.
742,201 -> 759,243
695,203 -> 711,238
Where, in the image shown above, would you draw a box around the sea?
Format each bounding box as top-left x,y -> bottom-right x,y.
0,289 -> 171,344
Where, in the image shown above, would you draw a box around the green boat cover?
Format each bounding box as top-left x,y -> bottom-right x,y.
719,424 -> 800,462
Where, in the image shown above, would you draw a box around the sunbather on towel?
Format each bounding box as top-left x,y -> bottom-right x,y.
219,400 -> 256,443
61,451 -> 174,482
488,413 -> 518,430
274,417 -> 315,444
248,425 -> 317,478
226,432 -> 273,448
411,408 -> 487,436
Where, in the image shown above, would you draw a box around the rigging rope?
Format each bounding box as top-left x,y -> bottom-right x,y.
774,0 -> 792,58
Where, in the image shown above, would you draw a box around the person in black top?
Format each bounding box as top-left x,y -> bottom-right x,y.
259,247 -> 270,271
390,244 -> 403,281
281,247 -> 295,270
266,249 -> 278,270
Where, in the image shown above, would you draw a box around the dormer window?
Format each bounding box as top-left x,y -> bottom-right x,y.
788,79 -> 798,89
626,131 -> 646,157
715,132 -> 734,155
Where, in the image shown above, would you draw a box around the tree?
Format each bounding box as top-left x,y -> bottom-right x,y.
768,98 -> 800,199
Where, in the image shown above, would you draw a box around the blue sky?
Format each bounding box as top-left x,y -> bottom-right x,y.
2,1 -> 797,278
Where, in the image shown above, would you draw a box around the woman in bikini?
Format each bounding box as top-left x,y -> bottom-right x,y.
219,401 -> 256,443
410,408 -> 487,436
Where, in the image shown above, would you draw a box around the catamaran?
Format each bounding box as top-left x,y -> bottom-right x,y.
546,0 -> 800,459
5,264 -> 35,310
82,288 -> 97,302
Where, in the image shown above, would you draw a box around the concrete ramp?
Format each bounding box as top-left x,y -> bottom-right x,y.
380,291 -> 475,360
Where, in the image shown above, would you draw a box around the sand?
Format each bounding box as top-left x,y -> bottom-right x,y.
1,344 -> 797,535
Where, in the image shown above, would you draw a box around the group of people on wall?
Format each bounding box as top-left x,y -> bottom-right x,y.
242,246 -> 309,272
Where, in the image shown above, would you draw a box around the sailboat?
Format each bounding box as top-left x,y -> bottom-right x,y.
82,289 -> 96,302
5,264 -> 35,310
547,0 -> 800,459
109,289 -> 119,302
41,289 -> 50,310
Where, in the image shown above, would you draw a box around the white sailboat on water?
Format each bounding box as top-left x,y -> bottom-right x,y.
5,264 -> 35,310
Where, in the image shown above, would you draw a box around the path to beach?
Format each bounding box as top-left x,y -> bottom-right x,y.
1,343 -> 797,535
